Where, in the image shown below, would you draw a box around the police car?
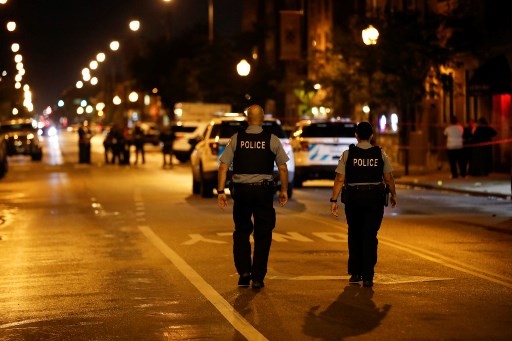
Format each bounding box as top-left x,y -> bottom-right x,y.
190,114 -> 295,198
173,121 -> 209,163
290,118 -> 357,187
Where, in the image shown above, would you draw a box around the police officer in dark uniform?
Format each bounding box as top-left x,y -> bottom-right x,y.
217,105 -> 289,289
330,122 -> 397,288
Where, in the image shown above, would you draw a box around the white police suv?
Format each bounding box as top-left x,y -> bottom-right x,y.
190,114 -> 295,198
291,119 -> 357,187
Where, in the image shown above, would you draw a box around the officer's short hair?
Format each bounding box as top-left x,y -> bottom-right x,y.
356,122 -> 373,140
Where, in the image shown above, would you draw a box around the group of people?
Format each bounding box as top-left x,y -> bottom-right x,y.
102,123 -> 132,165
217,105 -> 397,290
101,123 -> 176,167
443,116 -> 497,178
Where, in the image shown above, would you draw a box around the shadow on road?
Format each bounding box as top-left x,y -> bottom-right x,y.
302,285 -> 391,340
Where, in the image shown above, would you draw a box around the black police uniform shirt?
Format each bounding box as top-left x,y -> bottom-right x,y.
219,125 -> 289,184
335,141 -> 393,185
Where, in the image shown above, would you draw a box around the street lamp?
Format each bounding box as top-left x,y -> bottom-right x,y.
237,59 -> 251,77
96,52 -> 106,62
129,20 -> 140,32
362,25 -> 379,45
237,59 -> 251,103
110,41 -> 120,51
128,91 -> 139,102
6,21 -> 16,32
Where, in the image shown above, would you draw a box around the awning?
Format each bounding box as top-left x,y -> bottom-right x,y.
468,55 -> 512,96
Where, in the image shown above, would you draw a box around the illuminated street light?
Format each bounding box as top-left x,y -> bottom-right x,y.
113,96 -> 122,105
110,40 -> 120,51
96,102 -> 105,111
14,54 -> 22,63
362,25 -> 379,45
129,20 -> 140,32
14,82 -> 21,89
6,21 -> 16,32
11,43 -> 20,53
96,52 -> 106,62
89,60 -> 98,70
236,59 -> 251,77
81,67 -> 90,77
77,107 -> 84,115
90,77 -> 98,85
1,0 -> 9,5
76,81 -> 84,89
128,91 -> 139,102
86,105 -> 93,114
58,100 -> 64,107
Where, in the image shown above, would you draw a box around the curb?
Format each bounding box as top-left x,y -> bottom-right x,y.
396,181 -> 512,200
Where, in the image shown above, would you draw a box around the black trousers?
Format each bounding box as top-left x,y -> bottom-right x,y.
78,142 -> 90,163
232,184 -> 276,282
344,188 -> 384,280
447,148 -> 466,178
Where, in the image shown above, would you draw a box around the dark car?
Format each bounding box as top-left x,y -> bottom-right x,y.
0,135 -> 8,178
0,118 -> 43,161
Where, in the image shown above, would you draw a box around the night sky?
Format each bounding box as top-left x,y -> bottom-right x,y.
1,0 -> 242,112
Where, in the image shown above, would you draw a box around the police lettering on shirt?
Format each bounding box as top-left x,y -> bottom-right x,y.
353,158 -> 379,167
240,140 -> 266,149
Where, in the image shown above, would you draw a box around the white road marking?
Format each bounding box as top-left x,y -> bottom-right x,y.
300,214 -> 512,289
267,273 -> 453,284
138,225 -> 268,341
182,234 -> 227,245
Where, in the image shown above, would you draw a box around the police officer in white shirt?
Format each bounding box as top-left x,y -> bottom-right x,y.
330,122 -> 397,287
217,105 -> 289,289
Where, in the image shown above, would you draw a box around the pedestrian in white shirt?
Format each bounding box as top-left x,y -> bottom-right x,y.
443,116 -> 465,178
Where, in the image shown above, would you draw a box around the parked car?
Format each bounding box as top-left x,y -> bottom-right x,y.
139,122 -> 160,146
0,135 -> 8,179
0,118 -> 43,161
173,121 -> 209,163
291,118 -> 357,187
190,114 -> 295,198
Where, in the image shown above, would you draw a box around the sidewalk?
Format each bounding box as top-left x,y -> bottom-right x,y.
393,167 -> 512,200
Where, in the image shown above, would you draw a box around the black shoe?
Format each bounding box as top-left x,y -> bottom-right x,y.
238,273 -> 251,287
363,280 -> 373,287
251,281 -> 264,289
349,275 -> 362,283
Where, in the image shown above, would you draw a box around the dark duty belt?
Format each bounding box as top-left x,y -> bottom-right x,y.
234,182 -> 264,187
346,184 -> 384,191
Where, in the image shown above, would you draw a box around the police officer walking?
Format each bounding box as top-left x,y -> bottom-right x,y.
330,122 -> 397,288
217,105 -> 289,289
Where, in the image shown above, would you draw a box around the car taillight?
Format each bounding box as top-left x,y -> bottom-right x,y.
299,140 -> 309,152
209,142 -> 219,155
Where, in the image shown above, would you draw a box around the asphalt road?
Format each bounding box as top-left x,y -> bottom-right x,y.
0,130 -> 511,340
